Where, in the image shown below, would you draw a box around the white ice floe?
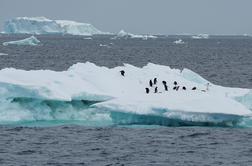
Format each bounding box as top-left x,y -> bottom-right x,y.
192,34 -> 209,39
116,30 -> 157,40
3,17 -> 109,36
173,39 -> 185,44
0,53 -> 8,56
0,62 -> 251,126
2,36 -> 40,46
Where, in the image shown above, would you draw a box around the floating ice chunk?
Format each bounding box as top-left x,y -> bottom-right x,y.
2,36 -> 40,46
192,34 -> 209,39
173,39 -> 185,44
0,62 -> 251,126
0,53 -> 8,56
116,30 -> 157,40
3,17 -> 109,36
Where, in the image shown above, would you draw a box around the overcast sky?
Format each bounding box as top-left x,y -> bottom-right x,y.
0,0 -> 252,35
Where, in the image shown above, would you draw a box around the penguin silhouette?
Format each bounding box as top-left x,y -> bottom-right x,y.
149,80 -> 153,87
120,70 -> 125,76
145,88 -> 150,94
182,86 -> 186,90
173,86 -> 177,90
174,81 -> 178,85
164,84 -> 168,91
176,86 -> 180,91
154,87 -> 158,93
162,81 -> 167,85
192,87 -> 197,90
154,78 -> 157,84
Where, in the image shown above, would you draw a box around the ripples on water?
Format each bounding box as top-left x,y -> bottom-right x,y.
0,35 -> 252,165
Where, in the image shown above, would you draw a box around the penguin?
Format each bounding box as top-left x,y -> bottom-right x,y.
120,70 -> 125,76
145,88 -> 150,94
174,81 -> 178,86
154,78 -> 157,84
192,87 -> 197,90
182,86 -> 186,90
154,87 -> 158,93
149,80 -> 153,87
176,86 -> 180,91
164,84 -> 168,91
173,86 -> 177,90
162,81 -> 167,85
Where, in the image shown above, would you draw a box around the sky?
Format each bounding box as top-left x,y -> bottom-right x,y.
0,0 -> 252,35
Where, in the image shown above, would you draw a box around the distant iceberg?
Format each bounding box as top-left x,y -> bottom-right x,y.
0,53 -> 8,56
192,34 -> 209,39
116,30 -> 157,40
3,17 -> 109,36
173,39 -> 185,44
3,36 -> 40,46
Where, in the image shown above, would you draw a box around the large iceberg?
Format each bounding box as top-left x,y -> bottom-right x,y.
3,17 -> 108,36
115,30 -> 157,40
0,62 -> 251,126
3,36 -> 40,46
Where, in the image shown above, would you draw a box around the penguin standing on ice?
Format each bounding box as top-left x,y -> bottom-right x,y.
162,81 -> 168,91
176,86 -> 180,91
149,80 -> 153,87
154,87 -> 158,93
154,78 -> 157,85
182,86 -> 186,90
173,81 -> 178,90
192,87 -> 197,90
120,70 -> 125,76
145,88 -> 150,94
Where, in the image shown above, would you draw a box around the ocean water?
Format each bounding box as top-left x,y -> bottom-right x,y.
0,34 -> 252,165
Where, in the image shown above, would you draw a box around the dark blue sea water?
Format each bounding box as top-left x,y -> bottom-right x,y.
0,34 -> 252,165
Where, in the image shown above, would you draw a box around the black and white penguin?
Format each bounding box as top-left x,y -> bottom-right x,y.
120,70 -> 125,76
192,87 -> 197,90
164,84 -> 168,91
176,86 -> 180,91
154,78 -> 157,84
182,86 -> 186,90
145,88 -> 150,94
174,81 -> 178,86
149,80 -> 153,87
154,87 -> 158,93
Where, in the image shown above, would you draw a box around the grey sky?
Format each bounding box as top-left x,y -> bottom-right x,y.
0,0 -> 252,35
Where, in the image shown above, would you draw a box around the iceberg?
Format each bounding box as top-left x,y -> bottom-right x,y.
0,53 -> 8,56
3,17 -> 108,36
173,39 -> 185,44
192,34 -> 209,39
0,62 -> 251,127
116,30 -> 157,40
2,36 -> 40,46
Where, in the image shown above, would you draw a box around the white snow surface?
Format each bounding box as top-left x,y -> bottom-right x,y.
0,62 -> 251,118
3,17 -> 108,36
2,36 -> 40,46
116,30 -> 157,40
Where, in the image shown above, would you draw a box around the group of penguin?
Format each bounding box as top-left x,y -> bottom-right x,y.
120,70 -> 201,94
145,78 -> 197,94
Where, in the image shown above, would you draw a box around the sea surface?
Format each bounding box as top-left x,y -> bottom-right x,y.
0,34 -> 252,165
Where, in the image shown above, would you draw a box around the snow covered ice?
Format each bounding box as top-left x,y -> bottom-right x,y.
173,39 -> 185,44
3,36 -> 40,46
116,30 -> 157,40
3,17 -> 108,36
0,62 -> 251,126
192,34 -> 209,39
